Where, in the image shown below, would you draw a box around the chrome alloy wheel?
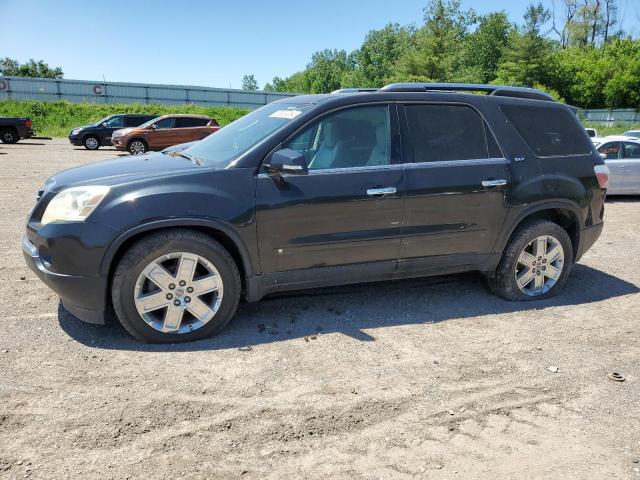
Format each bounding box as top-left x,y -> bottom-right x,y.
134,252 -> 223,334
84,137 -> 99,150
129,140 -> 146,155
515,235 -> 565,296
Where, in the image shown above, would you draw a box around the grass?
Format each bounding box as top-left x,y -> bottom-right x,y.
0,99 -> 250,137
1,99 -> 638,139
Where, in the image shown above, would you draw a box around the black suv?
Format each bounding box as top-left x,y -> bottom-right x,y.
69,114 -> 157,150
24,83 -> 609,343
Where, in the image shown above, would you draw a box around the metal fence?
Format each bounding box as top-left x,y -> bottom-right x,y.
0,76 -> 296,109
577,108 -> 640,126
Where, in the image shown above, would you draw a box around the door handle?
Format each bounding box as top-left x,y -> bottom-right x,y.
482,179 -> 508,188
367,186 -> 397,197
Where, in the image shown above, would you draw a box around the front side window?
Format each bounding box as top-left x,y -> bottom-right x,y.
153,117 -> 175,129
285,105 -> 390,170
404,104 -> 490,162
103,116 -> 125,128
598,142 -> 621,160
501,105 -> 592,157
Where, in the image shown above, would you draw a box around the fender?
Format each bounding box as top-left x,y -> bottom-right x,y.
494,199 -> 584,255
99,217 -> 257,278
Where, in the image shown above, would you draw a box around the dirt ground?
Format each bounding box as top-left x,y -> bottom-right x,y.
0,138 -> 639,480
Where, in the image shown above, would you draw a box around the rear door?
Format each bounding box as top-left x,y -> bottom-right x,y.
623,142 -> 640,193
596,142 -> 625,193
256,104 -> 405,278
398,103 -> 510,273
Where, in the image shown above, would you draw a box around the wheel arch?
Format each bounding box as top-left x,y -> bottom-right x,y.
497,202 -> 582,261
102,219 -> 256,299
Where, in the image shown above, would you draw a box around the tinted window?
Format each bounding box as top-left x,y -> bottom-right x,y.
404,104 -> 489,162
103,116 -> 125,128
623,131 -> 640,138
124,116 -> 149,127
597,142 -> 621,160
176,117 -> 209,128
285,105 -> 390,170
624,142 -> 640,159
501,105 -> 591,157
153,117 -> 174,129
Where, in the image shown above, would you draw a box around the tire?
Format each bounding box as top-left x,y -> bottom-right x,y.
83,135 -> 100,150
489,220 -> 573,301
0,128 -> 19,144
128,139 -> 147,155
111,229 -> 241,343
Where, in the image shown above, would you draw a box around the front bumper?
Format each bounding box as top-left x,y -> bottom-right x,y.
112,137 -> 126,150
68,135 -> 82,146
22,235 -> 108,324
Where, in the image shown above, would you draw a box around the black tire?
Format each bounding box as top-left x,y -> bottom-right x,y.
489,220 -> 573,301
111,229 -> 241,343
82,135 -> 100,150
0,128 -> 19,144
127,139 -> 147,155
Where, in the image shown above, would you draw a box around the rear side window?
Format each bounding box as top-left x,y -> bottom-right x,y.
501,105 -> 591,157
624,142 -> 640,159
404,104 -> 492,162
176,117 -> 210,128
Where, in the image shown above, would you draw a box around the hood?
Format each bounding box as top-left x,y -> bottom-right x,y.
112,127 -> 135,136
46,152 -> 200,190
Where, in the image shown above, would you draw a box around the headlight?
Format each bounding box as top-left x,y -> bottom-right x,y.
41,186 -> 110,225
71,128 -> 82,135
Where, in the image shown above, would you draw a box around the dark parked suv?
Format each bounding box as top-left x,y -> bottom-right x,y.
24,83 -> 609,343
68,114 -> 157,150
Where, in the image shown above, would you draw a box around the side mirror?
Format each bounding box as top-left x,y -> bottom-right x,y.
150,124 -> 158,130
264,148 -> 308,175
599,153 -> 607,160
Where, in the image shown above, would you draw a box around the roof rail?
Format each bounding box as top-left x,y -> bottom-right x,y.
331,88 -> 379,94
379,83 -> 555,102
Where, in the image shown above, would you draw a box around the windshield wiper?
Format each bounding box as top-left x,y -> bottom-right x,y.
166,151 -> 204,166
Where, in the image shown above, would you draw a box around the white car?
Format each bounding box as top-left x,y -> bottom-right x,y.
622,130 -> 640,139
593,136 -> 640,194
585,128 -> 598,138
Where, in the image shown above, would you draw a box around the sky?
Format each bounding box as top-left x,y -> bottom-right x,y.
1,0 -> 638,90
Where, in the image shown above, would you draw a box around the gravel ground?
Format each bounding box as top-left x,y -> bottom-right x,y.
1,139 -> 639,480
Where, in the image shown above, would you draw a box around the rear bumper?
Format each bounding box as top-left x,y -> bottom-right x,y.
23,129 -> 35,139
22,235 -> 107,324
576,222 -> 603,261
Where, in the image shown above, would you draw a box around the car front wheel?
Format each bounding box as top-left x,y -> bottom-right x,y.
128,139 -> 147,155
111,229 -> 241,343
489,220 -> 573,301
83,135 -> 100,150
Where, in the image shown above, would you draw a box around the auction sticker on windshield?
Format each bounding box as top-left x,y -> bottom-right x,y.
269,110 -> 302,119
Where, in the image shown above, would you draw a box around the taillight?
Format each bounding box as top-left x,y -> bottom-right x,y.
594,164 -> 609,189
25,119 -> 31,129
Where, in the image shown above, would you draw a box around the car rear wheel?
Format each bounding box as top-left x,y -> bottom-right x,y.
128,139 -> 147,155
83,135 -> 100,150
0,128 -> 18,144
111,229 -> 241,343
489,220 -> 573,301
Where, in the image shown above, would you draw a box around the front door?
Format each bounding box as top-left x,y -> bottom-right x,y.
398,103 -> 511,273
101,115 -> 126,145
597,141 -> 625,193
148,117 -> 177,149
622,142 -> 640,193
256,104 -> 405,277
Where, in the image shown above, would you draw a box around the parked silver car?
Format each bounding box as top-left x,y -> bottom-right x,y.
622,130 -> 640,139
594,136 -> 640,194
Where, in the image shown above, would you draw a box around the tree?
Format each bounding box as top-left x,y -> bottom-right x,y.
0,57 -> 63,78
241,74 -> 259,91
495,3 -> 553,86
393,0 -> 476,82
460,11 -> 514,83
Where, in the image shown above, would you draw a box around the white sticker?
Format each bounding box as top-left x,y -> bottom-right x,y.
269,109 -> 302,119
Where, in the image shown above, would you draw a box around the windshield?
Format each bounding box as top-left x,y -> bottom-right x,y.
182,102 -> 308,168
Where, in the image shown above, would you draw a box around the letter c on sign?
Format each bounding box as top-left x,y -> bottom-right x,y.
93,84 -> 104,95
0,80 -> 8,91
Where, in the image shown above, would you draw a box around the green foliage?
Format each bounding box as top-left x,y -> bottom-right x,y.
0,57 -> 63,78
241,74 -> 259,91
0,100 -> 249,137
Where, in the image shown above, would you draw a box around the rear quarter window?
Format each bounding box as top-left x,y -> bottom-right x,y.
501,105 -> 592,157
